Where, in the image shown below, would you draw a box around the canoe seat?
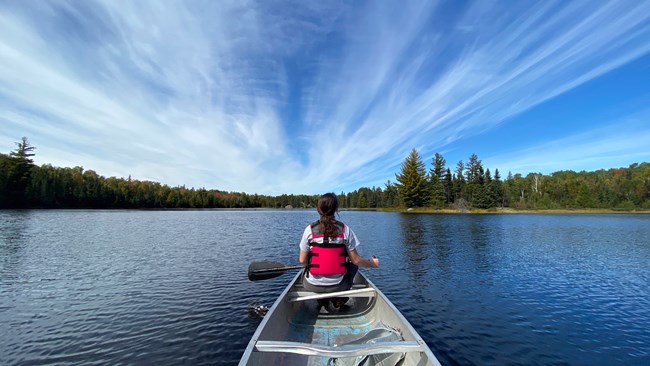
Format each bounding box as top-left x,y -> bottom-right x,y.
254,340 -> 424,358
287,288 -> 376,303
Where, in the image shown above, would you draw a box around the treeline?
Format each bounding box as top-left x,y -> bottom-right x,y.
353,148 -> 650,211
1,138 -> 318,209
1,138 -> 649,210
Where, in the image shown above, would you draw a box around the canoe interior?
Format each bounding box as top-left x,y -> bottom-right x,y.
242,272 -> 439,366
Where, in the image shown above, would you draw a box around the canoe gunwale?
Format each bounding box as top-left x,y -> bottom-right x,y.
239,272 -> 303,365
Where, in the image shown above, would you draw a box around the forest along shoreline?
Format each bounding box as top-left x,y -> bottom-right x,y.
350,207 -> 650,214
380,208 -> 650,214
2,137 -> 649,212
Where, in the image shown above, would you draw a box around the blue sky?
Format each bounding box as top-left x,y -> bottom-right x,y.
1,1 -> 649,195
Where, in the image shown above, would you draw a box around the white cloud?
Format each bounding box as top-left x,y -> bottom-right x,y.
301,0 -> 650,188
1,1 -> 649,194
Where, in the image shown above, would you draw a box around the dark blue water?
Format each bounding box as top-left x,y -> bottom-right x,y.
1,210 -> 649,365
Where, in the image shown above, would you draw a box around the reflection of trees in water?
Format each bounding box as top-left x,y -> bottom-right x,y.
0,210 -> 33,278
429,217 -> 452,274
399,214 -> 433,280
465,216 -> 497,273
399,215 -> 501,281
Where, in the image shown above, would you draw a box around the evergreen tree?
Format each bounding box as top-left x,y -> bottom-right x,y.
473,165 -> 490,208
11,137 -> 36,163
428,174 -> 446,208
395,148 -> 429,207
463,153 -> 484,206
373,186 -> 383,207
443,168 -> 453,203
465,153 -> 482,183
431,153 -> 446,180
383,180 -> 398,207
484,168 -> 498,208
0,154 -> 17,207
339,191 -> 348,208
454,160 -> 466,202
493,169 -> 504,207
1,137 -> 36,207
428,152 -> 447,207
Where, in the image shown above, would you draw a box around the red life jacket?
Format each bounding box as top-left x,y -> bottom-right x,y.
307,220 -> 348,276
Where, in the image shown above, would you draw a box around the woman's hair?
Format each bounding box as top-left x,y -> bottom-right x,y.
317,192 -> 339,239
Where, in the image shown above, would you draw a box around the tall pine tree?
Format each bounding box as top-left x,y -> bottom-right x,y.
428,153 -> 446,208
443,168 -> 453,203
395,148 -> 429,207
454,160 -> 466,202
1,137 -> 36,207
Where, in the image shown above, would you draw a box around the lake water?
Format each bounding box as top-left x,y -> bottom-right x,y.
1,210 -> 649,365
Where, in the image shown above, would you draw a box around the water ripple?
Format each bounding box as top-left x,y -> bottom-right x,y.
1,211 -> 649,365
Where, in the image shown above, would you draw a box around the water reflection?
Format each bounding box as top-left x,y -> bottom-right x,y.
395,215 -> 507,319
0,210 -> 33,277
398,214 -> 430,281
465,215 -> 495,273
1,211 -> 648,365
429,216 -> 453,274
0,210 -> 32,244
397,214 -> 500,280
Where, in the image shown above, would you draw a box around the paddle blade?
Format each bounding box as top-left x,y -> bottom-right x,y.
248,261 -> 303,281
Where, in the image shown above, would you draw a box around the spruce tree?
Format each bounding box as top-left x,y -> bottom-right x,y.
431,153 -> 446,180
383,180 -> 398,207
484,168 -> 498,208
443,168 -> 453,203
395,148 -> 429,207
429,174 -> 446,208
473,165 -> 489,208
428,152 -> 447,208
454,160 -> 466,202
464,153 -> 485,206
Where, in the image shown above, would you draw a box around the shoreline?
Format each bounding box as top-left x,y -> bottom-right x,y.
3,207 -> 649,214
365,207 -> 650,214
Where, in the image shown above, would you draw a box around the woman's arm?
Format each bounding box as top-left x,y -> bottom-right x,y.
298,226 -> 311,265
299,249 -> 309,265
348,249 -> 379,268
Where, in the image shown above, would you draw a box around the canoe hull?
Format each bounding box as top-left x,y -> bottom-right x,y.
240,271 -> 440,366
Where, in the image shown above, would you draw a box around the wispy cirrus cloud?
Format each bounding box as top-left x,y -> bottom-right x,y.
301,1 -> 650,188
0,1 -> 648,194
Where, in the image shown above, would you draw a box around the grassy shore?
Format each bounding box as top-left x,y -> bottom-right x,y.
362,207 -> 650,214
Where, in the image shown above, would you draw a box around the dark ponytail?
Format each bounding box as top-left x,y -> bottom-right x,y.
317,193 -> 340,239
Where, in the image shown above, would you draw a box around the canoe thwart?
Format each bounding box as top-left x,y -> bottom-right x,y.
254,340 -> 423,357
288,290 -> 375,298
287,287 -> 376,302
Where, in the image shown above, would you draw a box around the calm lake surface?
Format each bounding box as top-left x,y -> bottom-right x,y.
1,210 -> 649,365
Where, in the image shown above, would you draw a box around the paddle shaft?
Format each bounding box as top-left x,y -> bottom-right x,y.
248,261 -> 305,281
253,265 -> 304,274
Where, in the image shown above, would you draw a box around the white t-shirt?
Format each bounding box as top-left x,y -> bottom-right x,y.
299,223 -> 360,286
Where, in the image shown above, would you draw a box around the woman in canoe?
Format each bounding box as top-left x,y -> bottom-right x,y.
299,193 -> 379,302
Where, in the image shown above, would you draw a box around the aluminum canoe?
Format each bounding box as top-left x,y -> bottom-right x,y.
240,271 -> 441,365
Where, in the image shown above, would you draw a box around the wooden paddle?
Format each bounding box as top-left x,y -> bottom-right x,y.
248,261 -> 304,281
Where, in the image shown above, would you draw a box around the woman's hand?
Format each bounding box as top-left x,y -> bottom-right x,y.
370,256 -> 379,267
